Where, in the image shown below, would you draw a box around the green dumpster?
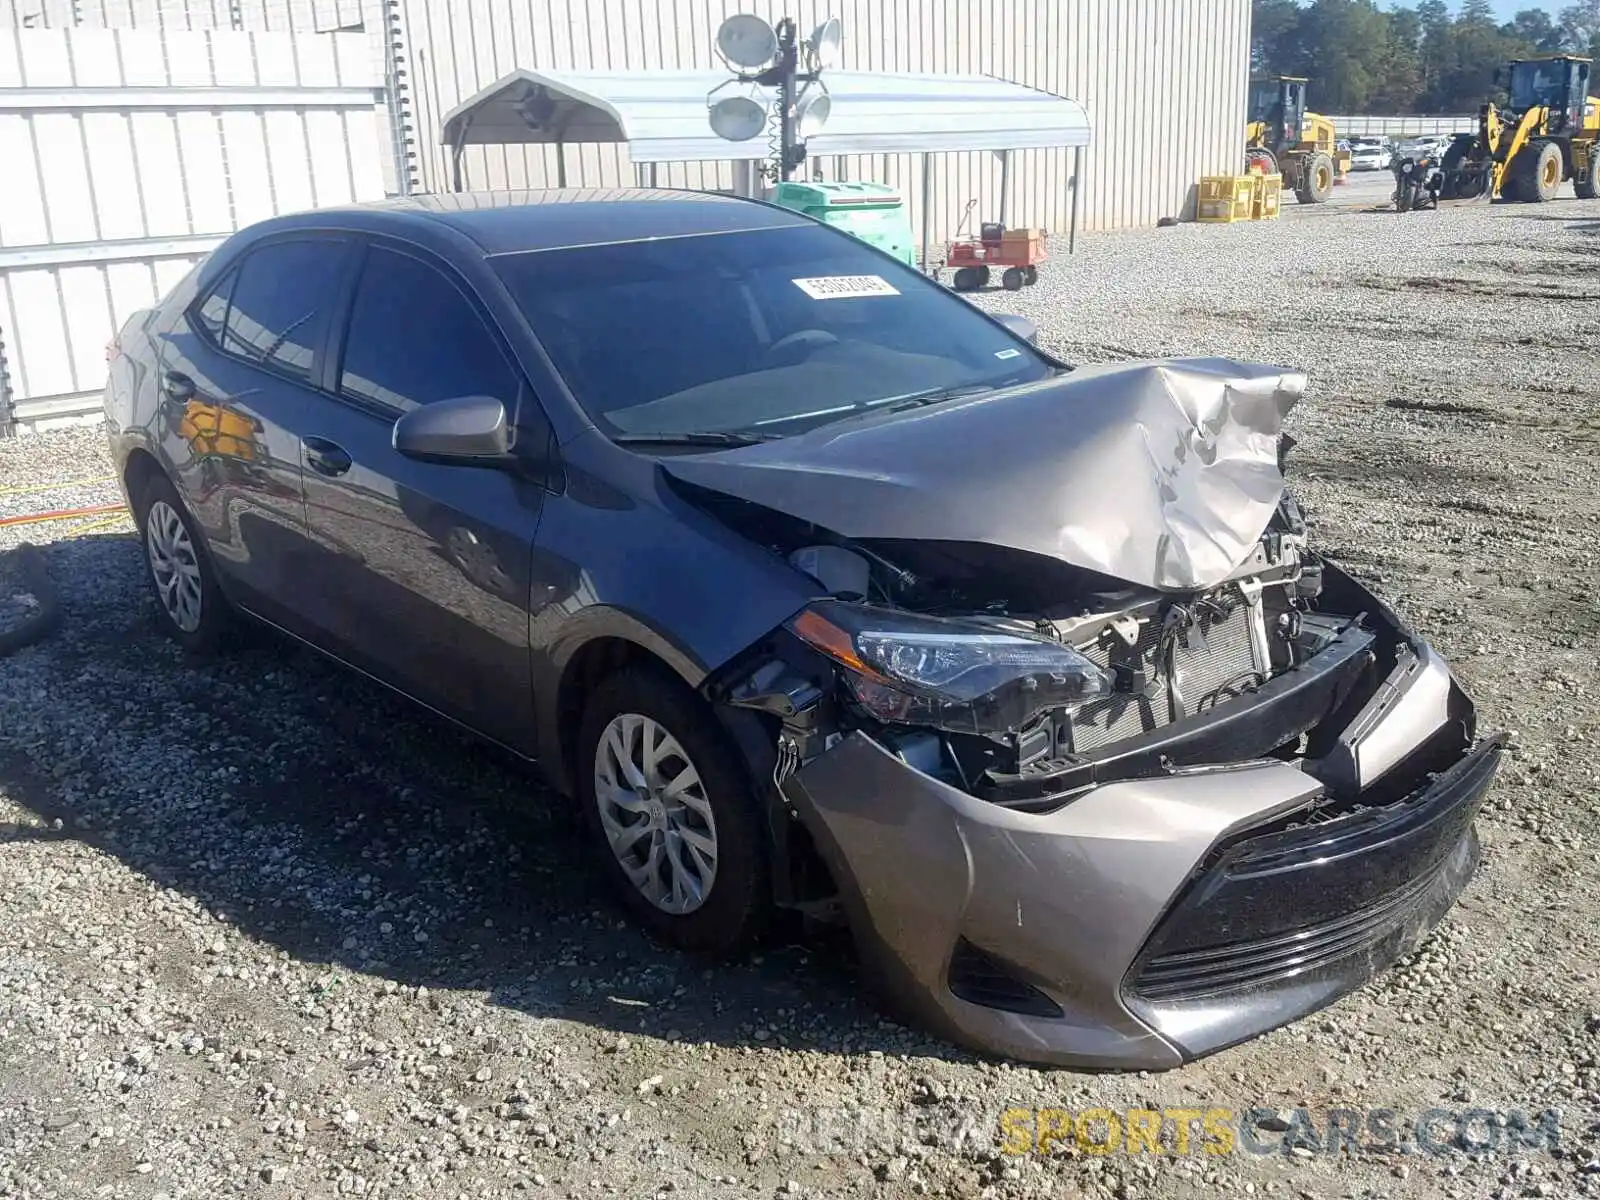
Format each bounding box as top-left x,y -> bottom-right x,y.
770,180 -> 917,268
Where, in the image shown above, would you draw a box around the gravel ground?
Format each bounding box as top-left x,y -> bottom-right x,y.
2,193 -> 1598,1200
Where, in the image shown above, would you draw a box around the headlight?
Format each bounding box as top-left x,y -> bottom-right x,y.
788,601 -> 1113,736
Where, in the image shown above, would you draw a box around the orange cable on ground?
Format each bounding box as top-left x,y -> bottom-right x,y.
0,503 -> 127,529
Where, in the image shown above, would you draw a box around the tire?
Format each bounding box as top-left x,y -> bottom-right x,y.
575,666 -> 772,958
974,265 -> 991,288
1575,147 -> 1599,200
1023,265 -> 1038,286
1001,267 -> 1024,291
951,266 -> 977,292
1511,140 -> 1564,203
1295,152 -> 1335,204
132,471 -> 233,656
1246,147 -> 1277,176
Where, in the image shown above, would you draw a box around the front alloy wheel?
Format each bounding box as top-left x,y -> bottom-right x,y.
576,667 -> 771,956
593,712 -> 718,914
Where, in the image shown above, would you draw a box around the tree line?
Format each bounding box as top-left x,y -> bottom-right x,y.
1252,0 -> 1600,114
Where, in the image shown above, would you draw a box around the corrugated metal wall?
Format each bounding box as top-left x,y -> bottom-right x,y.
0,24 -> 390,430
395,0 -> 1251,239
2,0 -> 365,31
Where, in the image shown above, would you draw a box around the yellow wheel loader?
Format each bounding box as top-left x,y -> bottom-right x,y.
1437,55 -> 1599,203
1245,75 -> 1351,204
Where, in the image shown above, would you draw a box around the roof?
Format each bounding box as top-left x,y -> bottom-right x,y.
440,68 -> 1092,162
253,188 -> 808,256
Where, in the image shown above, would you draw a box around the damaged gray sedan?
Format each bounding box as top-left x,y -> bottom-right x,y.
104,189 -> 1503,1071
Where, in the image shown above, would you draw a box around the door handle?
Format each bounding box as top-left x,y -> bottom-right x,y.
163,371 -> 195,402
303,437 -> 353,478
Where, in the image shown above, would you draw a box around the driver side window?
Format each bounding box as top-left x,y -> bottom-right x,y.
339,245 -> 523,415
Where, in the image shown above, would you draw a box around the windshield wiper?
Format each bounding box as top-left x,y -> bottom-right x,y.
611,430 -> 777,447
841,382 -> 999,421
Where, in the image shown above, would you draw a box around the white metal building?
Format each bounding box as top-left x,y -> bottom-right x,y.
401,0 -> 1252,236
0,0 -> 1252,434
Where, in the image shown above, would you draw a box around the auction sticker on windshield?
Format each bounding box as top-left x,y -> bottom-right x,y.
791,275 -> 900,300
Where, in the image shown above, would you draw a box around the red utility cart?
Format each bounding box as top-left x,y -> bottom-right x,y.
946,222 -> 1048,292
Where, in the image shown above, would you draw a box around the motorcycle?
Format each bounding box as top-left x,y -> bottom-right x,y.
1391,149 -> 1443,212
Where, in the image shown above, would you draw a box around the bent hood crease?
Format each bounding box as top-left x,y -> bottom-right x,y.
660,357 -> 1306,592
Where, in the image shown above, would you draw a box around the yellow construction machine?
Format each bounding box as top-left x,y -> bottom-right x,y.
1437,54 -> 1599,202
1245,75 -> 1351,204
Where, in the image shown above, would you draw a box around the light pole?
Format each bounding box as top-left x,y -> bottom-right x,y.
707,13 -> 840,185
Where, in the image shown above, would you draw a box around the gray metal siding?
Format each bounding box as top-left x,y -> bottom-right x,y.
3,0 -> 368,30
393,0 -> 1250,238
0,25 -> 390,431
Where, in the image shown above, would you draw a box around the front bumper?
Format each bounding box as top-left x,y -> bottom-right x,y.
781,640 -> 1502,1070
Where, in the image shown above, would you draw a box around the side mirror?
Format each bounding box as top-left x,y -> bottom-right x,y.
393,394 -> 511,465
993,312 -> 1038,345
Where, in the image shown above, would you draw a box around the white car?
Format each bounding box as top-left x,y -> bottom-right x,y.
1348,139 -> 1393,170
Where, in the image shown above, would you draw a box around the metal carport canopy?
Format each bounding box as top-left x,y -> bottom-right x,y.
439,67 -> 1092,163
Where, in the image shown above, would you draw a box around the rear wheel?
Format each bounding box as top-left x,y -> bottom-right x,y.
1295,152 -> 1335,204
951,266 -> 978,292
1023,265 -> 1038,286
575,667 -> 772,958
1575,147 -> 1599,200
1512,140 -> 1564,202
133,471 -> 233,656
1001,267 -> 1024,291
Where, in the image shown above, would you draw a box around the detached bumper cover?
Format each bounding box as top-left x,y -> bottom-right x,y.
782,644 -> 1502,1070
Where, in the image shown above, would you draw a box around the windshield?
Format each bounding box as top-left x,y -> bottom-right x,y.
1247,81 -> 1280,123
494,223 -> 1053,440
1508,60 -> 1570,112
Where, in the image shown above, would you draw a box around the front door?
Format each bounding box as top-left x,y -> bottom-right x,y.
154,236 -> 356,628
293,240 -> 548,752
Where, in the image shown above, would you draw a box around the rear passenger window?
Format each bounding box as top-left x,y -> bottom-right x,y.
338,246 -> 520,412
193,269 -> 234,343
222,239 -> 349,384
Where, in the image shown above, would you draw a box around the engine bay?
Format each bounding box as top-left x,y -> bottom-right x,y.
691,472 -> 1424,818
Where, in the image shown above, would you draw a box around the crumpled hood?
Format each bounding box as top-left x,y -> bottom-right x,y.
661,357 -> 1306,592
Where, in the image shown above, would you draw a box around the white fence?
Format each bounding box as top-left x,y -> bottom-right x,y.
1330,114 -> 1478,138
0,19 -> 398,433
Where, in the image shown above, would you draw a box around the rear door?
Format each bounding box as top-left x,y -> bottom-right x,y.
153,236 -> 356,627
293,238 -> 549,751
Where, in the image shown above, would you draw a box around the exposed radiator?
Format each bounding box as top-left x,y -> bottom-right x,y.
1069,587 -> 1271,753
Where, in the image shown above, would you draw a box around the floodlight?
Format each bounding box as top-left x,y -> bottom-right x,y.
716,13 -> 779,69
794,88 -> 831,138
709,94 -> 768,141
808,17 -> 842,69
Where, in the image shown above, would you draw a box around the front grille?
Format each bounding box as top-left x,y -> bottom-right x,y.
1130,864 -> 1441,1000
1124,734 -> 1502,1012
1071,592 -> 1264,753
